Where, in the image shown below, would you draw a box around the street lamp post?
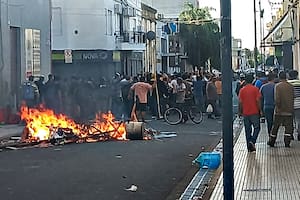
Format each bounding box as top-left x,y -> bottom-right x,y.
220,0 -> 234,199
254,0 -> 258,70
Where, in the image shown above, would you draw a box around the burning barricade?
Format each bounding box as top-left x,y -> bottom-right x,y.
0,106 -> 178,151
0,106 -> 156,150
20,106 -> 127,143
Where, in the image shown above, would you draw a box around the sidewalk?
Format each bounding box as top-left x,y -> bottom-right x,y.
210,123 -> 300,200
0,124 -> 24,140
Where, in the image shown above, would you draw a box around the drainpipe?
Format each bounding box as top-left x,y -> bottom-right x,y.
0,0 -> 4,73
0,0 -> 5,107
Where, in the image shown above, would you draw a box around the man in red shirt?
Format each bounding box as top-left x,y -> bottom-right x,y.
238,74 -> 262,152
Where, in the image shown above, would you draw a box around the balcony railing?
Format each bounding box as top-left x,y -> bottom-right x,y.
115,31 -> 146,51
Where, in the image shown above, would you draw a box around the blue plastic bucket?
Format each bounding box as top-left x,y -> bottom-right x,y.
194,152 -> 221,169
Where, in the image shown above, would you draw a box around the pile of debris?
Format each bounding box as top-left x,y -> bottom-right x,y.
0,106 -> 176,151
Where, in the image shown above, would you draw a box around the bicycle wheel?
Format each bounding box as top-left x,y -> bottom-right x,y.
189,106 -> 203,124
164,107 -> 182,125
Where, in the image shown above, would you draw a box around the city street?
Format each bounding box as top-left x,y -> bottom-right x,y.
0,118 -> 222,200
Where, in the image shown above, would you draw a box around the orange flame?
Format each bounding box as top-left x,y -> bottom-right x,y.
20,106 -> 127,141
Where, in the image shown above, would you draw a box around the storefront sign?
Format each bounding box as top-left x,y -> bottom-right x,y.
64,49 -> 73,63
82,51 -> 108,61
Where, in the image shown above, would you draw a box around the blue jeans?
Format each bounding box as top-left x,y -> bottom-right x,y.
264,107 -> 274,135
243,114 -> 261,150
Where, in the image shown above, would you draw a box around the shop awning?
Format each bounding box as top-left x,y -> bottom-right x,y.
263,1 -> 299,43
263,11 -> 290,42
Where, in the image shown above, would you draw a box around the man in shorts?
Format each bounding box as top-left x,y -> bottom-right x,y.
130,76 -> 154,122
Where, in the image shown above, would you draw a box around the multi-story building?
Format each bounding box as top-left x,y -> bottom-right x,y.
143,0 -> 198,74
263,0 -> 298,71
232,38 -> 242,71
0,0 -> 51,109
51,0 -> 145,79
141,3 -> 157,74
150,0 -> 198,18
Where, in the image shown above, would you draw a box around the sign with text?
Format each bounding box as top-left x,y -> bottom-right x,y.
64,49 -> 73,63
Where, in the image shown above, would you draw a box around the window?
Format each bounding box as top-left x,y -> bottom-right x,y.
52,7 -> 62,36
25,29 -> 41,76
105,9 -> 113,35
161,38 -> 167,54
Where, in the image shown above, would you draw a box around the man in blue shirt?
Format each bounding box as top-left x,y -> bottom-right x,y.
260,73 -> 276,135
193,75 -> 205,112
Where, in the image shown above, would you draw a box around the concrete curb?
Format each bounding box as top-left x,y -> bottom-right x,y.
179,117 -> 244,200
0,125 -> 24,140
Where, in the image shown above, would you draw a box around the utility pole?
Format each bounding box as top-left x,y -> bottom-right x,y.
220,0 -> 234,199
259,0 -> 265,71
254,0 -> 258,70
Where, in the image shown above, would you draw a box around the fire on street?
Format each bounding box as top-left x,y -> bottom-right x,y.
0,115 -> 222,200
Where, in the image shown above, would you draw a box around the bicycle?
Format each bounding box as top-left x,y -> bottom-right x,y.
163,99 -> 203,125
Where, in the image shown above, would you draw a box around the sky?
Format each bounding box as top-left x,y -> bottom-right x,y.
198,0 -> 276,49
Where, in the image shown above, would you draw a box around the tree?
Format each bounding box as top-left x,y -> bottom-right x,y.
179,3 -> 220,70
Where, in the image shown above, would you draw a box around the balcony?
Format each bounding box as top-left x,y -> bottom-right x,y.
115,31 -> 146,51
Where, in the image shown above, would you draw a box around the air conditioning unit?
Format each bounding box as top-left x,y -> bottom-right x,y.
156,13 -> 164,20
114,4 -> 122,14
136,25 -> 143,32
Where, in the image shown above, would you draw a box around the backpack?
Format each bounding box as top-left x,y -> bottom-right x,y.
22,82 -> 35,100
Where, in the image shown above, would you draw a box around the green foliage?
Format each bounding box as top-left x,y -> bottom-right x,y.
179,3 -> 220,69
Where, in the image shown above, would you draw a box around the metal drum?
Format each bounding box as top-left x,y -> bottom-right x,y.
125,122 -> 145,140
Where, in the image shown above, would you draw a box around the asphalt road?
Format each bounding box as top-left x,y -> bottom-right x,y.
0,117 -> 222,200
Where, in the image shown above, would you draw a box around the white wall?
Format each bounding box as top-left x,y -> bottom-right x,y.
4,0 -> 51,79
0,0 -> 51,107
52,0 -> 143,50
52,0 -> 114,50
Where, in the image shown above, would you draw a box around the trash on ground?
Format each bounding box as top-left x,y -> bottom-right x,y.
125,184 -> 138,192
10,136 -> 21,140
154,133 -> 177,139
115,155 -> 122,159
6,146 -> 18,150
193,152 -> 221,169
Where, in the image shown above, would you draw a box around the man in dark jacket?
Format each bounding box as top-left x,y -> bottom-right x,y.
268,71 -> 294,147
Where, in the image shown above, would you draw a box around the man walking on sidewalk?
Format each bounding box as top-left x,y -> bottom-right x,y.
260,73 -> 276,135
268,71 -> 294,147
238,74 -> 262,152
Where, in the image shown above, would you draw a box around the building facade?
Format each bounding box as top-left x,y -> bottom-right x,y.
232,38 -> 242,71
263,0 -> 298,71
51,0 -> 145,79
0,0 -> 51,109
150,0 -> 197,18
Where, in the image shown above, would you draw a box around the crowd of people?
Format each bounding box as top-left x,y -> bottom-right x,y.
20,67 -> 300,152
237,68 -> 300,152
21,70 -> 224,123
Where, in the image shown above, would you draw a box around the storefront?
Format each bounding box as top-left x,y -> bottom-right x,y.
52,50 -> 121,81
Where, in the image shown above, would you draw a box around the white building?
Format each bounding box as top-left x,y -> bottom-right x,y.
232,38 -> 242,71
51,0 -> 145,79
263,0 -> 297,71
0,0 -> 51,108
150,0 -> 198,18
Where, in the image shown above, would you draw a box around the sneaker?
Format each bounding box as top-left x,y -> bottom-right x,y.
285,143 -> 291,148
249,142 -> 256,152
